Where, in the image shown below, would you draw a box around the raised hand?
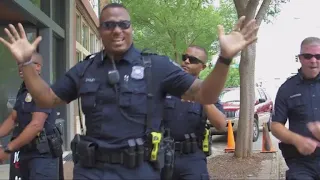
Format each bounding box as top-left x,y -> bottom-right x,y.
218,16 -> 259,59
0,23 -> 42,64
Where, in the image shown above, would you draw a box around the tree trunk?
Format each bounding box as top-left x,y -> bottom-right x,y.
233,0 -> 272,158
235,43 -> 256,158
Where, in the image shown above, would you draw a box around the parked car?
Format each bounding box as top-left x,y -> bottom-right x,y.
209,87 -> 273,142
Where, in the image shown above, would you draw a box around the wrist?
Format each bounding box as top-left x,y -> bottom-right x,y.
3,144 -> 14,154
291,133 -> 302,147
19,59 -> 33,67
217,56 -> 232,66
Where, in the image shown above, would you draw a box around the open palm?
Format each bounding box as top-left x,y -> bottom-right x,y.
0,23 -> 42,64
218,16 -> 258,59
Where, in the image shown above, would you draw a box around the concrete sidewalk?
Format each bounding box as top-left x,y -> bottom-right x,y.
247,151 -> 288,180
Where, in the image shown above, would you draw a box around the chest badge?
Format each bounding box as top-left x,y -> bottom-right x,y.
131,66 -> 144,80
25,93 -> 32,103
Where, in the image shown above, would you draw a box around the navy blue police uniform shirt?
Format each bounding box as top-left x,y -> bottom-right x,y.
13,82 -> 56,159
51,45 -> 196,149
272,69 -> 320,139
163,95 -> 224,141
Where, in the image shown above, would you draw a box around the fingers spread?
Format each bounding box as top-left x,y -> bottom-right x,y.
0,37 -> 11,48
18,23 -> 27,39
4,28 -> 15,43
8,24 -> 20,40
244,26 -> 259,44
233,16 -> 245,32
240,19 -> 256,35
32,36 -> 42,48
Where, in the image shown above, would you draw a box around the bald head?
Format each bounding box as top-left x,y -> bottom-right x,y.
18,52 -> 43,79
32,52 -> 43,66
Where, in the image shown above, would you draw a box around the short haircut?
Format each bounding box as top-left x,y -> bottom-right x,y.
188,45 -> 208,60
100,3 -> 127,17
300,37 -> 320,51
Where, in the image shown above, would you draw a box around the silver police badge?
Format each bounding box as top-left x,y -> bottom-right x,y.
25,93 -> 32,102
131,66 -> 144,79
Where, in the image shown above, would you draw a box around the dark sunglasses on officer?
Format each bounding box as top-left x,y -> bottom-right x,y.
298,53 -> 320,60
100,20 -> 131,30
182,54 -> 204,64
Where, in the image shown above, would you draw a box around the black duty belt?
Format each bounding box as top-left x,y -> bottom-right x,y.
174,140 -> 200,154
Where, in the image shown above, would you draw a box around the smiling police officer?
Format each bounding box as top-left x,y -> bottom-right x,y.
272,37 -> 320,180
0,3 -> 258,180
163,45 -> 226,180
0,53 -> 63,179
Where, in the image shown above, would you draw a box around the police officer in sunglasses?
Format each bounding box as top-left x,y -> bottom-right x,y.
0,2 -> 258,179
272,37 -> 320,180
163,45 -> 226,180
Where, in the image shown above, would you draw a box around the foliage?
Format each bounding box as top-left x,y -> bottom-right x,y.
264,0 -> 290,23
200,61 -> 240,87
116,0 -> 236,62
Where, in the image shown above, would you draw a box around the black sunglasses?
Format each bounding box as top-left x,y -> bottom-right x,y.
100,20 -> 131,30
182,54 -> 204,64
298,53 -> 320,60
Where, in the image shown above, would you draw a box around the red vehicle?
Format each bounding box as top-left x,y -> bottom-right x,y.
210,87 -> 273,142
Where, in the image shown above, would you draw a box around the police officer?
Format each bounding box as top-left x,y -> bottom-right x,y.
271,37 -> 320,180
0,3 -> 258,180
163,45 -> 226,180
0,53 -> 63,179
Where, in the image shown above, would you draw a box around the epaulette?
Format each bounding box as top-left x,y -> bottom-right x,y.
83,53 -> 97,61
80,53 -> 97,77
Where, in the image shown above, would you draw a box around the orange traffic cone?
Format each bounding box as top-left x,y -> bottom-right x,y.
225,120 -> 235,153
261,122 -> 276,153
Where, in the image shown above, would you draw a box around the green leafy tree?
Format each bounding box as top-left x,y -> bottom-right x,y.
118,0 -> 236,62
200,61 -> 240,88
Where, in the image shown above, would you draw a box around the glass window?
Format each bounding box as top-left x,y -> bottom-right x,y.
29,0 -> 41,8
82,23 -> 89,49
96,38 -> 101,51
76,51 -> 82,62
90,33 -> 95,53
219,89 -> 240,103
0,26 -> 37,164
76,14 -> 82,43
52,0 -> 65,28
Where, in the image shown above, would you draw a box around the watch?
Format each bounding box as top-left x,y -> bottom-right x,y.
3,145 -> 13,154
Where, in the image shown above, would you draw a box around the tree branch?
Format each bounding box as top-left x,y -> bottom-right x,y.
244,0 -> 260,20
188,33 -> 201,46
233,0 -> 248,17
255,0 -> 272,26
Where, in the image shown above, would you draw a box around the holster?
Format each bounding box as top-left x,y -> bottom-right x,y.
77,139 -> 97,168
36,129 -> 51,154
160,132 -> 175,180
47,127 -> 63,158
146,132 -> 165,170
70,134 -> 97,168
